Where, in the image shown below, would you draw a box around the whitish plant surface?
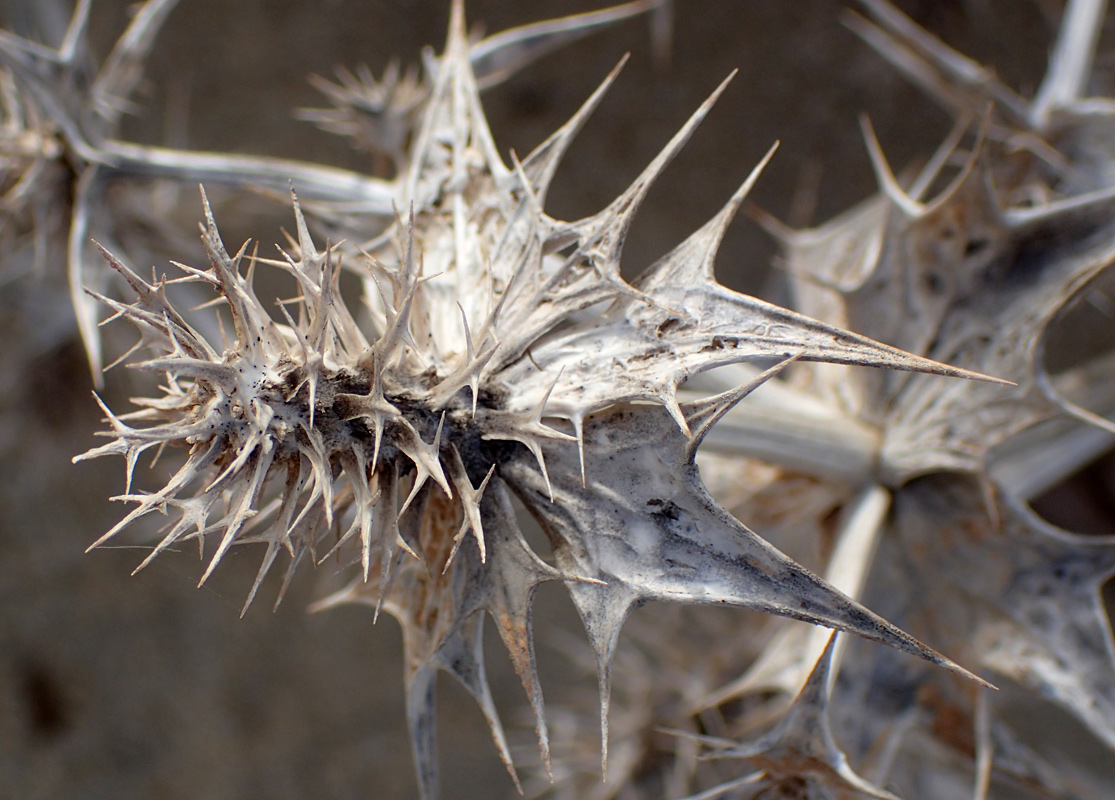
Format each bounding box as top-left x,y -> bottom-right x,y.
4,0 -> 1115,798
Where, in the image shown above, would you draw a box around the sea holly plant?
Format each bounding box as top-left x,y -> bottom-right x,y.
72,3 -> 1004,793
0,0 -> 1109,798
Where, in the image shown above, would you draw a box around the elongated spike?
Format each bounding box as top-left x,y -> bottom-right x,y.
132,496 -> 215,576
860,115 -> 923,217
81,392 -> 147,494
59,0 -> 92,62
429,413 -> 449,493
406,666 -> 440,800
85,437 -> 224,552
445,448 -> 497,569
199,443 -> 275,587
438,618 -> 523,793
849,0 -> 1030,122
397,415 -> 452,520
471,1 -> 650,90
518,55 -> 629,202
572,413 -> 587,488
1031,0 -> 1108,127
70,169 -> 103,382
94,0 -> 181,115
242,540 -> 282,618
708,634 -> 904,800
641,142 -> 779,292
375,464 -> 404,623
289,185 -> 319,263
273,538 -> 309,612
684,355 -> 800,460
908,111 -> 973,202
575,71 -> 739,289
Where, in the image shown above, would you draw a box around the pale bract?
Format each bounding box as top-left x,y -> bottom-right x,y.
72,2 -> 997,797
676,3 -> 1115,798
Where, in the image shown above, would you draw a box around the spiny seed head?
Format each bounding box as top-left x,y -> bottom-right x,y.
74,3 -> 1017,798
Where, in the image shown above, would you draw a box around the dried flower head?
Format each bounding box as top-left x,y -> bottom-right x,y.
72,2 -> 1004,796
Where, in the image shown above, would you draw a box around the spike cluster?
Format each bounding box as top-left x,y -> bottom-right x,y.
0,0 -> 1102,798
61,2 -> 1012,798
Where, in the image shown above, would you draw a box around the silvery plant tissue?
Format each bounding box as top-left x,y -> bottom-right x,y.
3,0 -> 1115,798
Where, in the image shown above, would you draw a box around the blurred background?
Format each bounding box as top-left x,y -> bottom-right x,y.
0,1 -> 1075,798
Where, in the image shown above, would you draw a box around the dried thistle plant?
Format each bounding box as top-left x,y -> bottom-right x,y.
3,1 -> 1115,798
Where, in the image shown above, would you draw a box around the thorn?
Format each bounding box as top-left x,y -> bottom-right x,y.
860,115 -> 923,217
526,368 -> 576,501
684,355 -> 801,460
662,383 -> 691,438
445,448 -> 497,570
573,414 -> 587,489
397,414 -> 452,520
